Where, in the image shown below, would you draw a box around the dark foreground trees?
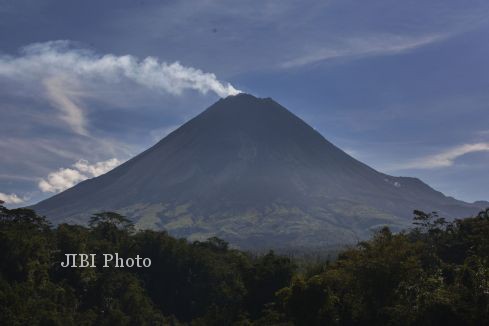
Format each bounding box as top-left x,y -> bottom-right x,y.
0,205 -> 295,325
1,205 -> 488,325
276,210 -> 489,325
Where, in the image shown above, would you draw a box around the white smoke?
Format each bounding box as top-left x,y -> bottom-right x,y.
0,41 -> 241,135
38,158 -> 122,193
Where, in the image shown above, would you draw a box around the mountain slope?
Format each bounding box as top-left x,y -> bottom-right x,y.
32,94 -> 486,249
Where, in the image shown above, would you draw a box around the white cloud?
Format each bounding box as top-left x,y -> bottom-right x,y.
0,41 -> 241,135
38,158 -> 122,193
38,168 -> 85,193
394,143 -> 489,170
282,34 -> 444,68
0,192 -> 25,204
73,158 -> 121,177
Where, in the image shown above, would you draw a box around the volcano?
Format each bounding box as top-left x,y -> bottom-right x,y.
32,94 -> 486,249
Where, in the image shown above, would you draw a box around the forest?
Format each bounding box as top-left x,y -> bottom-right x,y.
1,204 -> 489,325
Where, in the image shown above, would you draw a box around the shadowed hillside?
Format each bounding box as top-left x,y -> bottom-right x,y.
32,94 -> 487,249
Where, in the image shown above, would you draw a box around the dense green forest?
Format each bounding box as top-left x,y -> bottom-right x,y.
1,204 -> 489,325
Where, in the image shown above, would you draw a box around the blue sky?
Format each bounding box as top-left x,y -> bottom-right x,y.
0,0 -> 488,206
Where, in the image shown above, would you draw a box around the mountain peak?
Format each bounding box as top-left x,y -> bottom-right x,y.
223,92 -> 263,100
199,92 -> 295,129
31,96 -> 485,249
219,92 -> 274,106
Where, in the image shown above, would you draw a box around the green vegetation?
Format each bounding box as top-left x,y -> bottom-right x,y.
1,204 -> 488,325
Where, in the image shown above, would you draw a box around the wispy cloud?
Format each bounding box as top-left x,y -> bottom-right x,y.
38,158 -> 122,193
282,34 -> 445,68
0,174 -> 39,182
0,192 -> 25,204
0,41 -> 241,135
393,143 -> 489,170
43,76 -> 88,135
476,130 -> 489,136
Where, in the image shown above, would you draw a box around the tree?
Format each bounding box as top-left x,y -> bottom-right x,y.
89,211 -> 134,232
